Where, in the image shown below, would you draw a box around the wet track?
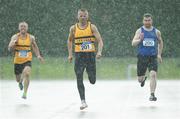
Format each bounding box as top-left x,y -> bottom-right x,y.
0,80 -> 180,119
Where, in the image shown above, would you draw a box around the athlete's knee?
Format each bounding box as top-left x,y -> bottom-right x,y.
150,71 -> 156,79
138,76 -> 144,82
88,73 -> 96,84
24,71 -> 30,77
76,74 -> 83,83
89,79 -> 96,84
16,78 -> 20,82
15,75 -> 21,82
77,79 -> 84,87
23,67 -> 31,77
75,70 -> 83,78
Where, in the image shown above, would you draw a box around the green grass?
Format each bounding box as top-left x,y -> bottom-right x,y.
0,57 -> 180,79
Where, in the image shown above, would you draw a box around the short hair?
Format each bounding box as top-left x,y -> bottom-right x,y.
78,8 -> 89,16
143,13 -> 153,19
19,21 -> 28,29
78,8 -> 88,13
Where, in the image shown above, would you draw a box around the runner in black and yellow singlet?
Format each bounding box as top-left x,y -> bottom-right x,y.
67,9 -> 103,110
8,22 -> 44,99
74,21 -> 96,53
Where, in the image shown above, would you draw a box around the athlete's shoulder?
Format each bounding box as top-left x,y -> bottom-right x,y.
70,25 -> 75,29
154,27 -> 161,36
29,34 -> 35,41
155,28 -> 160,33
90,23 -> 96,28
152,26 -> 159,31
135,28 -> 141,34
70,25 -> 75,31
11,34 -> 18,40
90,23 -> 98,32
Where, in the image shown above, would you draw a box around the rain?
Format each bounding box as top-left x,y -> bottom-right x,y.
0,0 -> 180,119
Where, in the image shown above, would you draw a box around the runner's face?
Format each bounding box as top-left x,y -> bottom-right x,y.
19,23 -> 28,34
78,11 -> 88,23
143,17 -> 152,28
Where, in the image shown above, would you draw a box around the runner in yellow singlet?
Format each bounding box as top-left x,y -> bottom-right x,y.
68,9 -> 103,110
8,21 -> 44,99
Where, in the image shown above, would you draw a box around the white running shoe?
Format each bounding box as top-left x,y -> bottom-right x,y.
80,100 -> 88,110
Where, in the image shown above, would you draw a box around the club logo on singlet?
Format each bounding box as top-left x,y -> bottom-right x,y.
143,38 -> 155,47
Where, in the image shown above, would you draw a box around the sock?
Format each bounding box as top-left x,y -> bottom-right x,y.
151,93 -> 155,96
23,92 -> 27,96
81,100 -> 86,103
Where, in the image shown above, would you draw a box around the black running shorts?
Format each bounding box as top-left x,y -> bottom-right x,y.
14,61 -> 32,75
137,55 -> 158,76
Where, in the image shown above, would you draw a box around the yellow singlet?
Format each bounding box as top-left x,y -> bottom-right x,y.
74,22 -> 96,52
14,33 -> 32,64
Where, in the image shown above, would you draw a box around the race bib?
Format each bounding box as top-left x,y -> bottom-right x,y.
18,50 -> 28,58
80,42 -> 93,51
143,38 -> 155,46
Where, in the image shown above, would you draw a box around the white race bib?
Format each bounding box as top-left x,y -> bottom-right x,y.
18,50 -> 28,58
143,38 -> 155,46
81,42 -> 93,51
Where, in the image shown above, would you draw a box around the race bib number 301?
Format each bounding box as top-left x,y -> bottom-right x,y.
81,42 -> 93,51
143,38 -> 155,46
18,50 -> 28,58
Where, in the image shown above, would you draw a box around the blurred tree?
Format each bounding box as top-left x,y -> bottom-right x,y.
0,0 -> 179,57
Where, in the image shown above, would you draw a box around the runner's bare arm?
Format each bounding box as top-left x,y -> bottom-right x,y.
132,29 -> 142,46
67,25 -> 75,62
31,36 -> 40,57
157,30 -> 163,63
31,35 -> 44,63
8,35 -> 18,51
157,30 -> 163,56
91,24 -> 103,57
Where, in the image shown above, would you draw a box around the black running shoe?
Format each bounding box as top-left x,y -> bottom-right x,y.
19,82 -> 23,90
141,76 -> 147,87
149,95 -> 157,101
